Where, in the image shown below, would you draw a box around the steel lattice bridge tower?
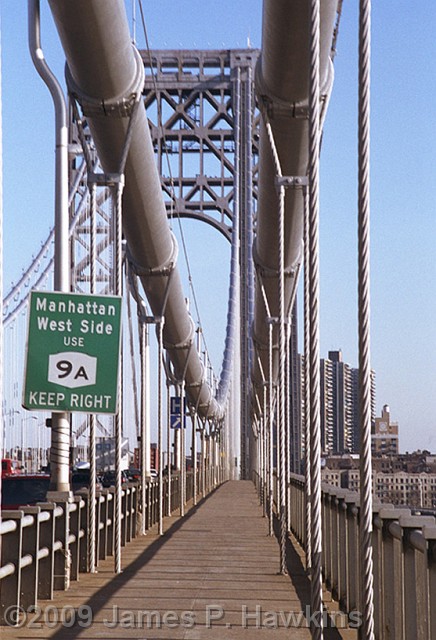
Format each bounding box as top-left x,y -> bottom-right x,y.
69,48 -> 260,477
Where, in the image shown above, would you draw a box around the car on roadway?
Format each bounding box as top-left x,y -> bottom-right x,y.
101,469 -> 129,488
71,469 -> 103,492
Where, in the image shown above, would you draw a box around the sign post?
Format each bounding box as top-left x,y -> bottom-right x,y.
23,291 -> 122,414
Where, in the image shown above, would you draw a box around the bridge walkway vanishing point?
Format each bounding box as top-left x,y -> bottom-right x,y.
5,481 -> 357,640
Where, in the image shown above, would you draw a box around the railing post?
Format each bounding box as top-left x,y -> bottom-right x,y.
36,502 -> 56,599
380,508 -> 407,640
131,484 -> 138,538
347,501 -> 360,616
107,490 -> 115,556
401,515 -> 434,640
143,482 -> 149,531
121,488 -> 127,547
53,502 -> 70,591
425,526 -> 436,640
331,494 -> 340,601
0,511 -> 24,625
68,498 -> 82,582
164,475 -> 169,517
300,477 -> 306,546
97,491 -> 106,562
21,507 -> 40,610
338,494 -> 349,610
372,506 -> 386,638
342,493 -> 359,617
324,489 -> 334,593
125,486 -> 132,544
76,491 -> 89,572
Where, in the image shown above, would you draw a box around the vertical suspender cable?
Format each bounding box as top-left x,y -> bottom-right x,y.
158,318 -> 164,535
275,392 -> 280,511
278,180 -> 287,574
192,413 -> 197,506
259,399 -> 264,507
139,315 -> 147,535
268,320 -> 274,537
233,64 -> 248,480
139,305 -> 151,535
263,116 -> 287,569
88,182 -> 97,571
262,383 -> 267,516
0,17 -> 3,524
308,0 -> 323,636
180,380 -> 186,517
201,428 -> 205,497
114,97 -> 140,571
114,177 -> 124,574
166,382 -> 172,516
303,188 -> 312,574
193,328 -> 202,504
358,1 -> 375,638
285,319 -> 291,532
245,63 -> 255,479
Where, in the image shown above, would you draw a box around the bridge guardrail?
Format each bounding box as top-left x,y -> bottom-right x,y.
0,470 -> 204,626
284,473 -> 436,640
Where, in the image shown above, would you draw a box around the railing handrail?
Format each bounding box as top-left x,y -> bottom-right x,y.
285,472 -> 436,640
1,468 -> 218,627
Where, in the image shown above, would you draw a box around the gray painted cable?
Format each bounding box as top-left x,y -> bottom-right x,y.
285,319 -> 291,533
263,116 -> 287,572
303,188 -> 312,574
158,318 -> 164,536
140,318 -> 147,535
308,0 -> 323,637
166,383 -> 172,516
262,384 -> 268,516
358,1 -> 375,638
268,320 -> 274,537
180,380 -> 186,517
114,179 -> 124,574
88,181 -> 97,572
278,182 -> 287,574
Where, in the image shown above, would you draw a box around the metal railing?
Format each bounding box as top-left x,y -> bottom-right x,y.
287,474 -> 436,640
0,470 -> 209,626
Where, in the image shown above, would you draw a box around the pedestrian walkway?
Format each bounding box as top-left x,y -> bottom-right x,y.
5,481 -> 357,639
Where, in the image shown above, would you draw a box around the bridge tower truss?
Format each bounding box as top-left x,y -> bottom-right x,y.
141,49 -> 259,478
68,49 -> 260,477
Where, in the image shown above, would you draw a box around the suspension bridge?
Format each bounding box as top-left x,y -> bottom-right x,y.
1,2 -> 435,640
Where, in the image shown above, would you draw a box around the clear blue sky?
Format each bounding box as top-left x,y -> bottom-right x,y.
1,1 -> 435,454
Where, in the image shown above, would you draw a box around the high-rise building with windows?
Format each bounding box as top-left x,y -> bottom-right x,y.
318,350 -> 375,455
290,345 -> 376,468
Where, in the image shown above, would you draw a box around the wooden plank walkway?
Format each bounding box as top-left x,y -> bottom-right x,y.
5,481 -> 357,640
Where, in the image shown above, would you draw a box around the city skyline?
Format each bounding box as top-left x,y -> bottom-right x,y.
1,2 -> 435,454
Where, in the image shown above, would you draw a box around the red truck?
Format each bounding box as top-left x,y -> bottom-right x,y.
1,458 -> 21,477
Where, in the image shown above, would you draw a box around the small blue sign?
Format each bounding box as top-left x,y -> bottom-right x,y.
170,396 -> 186,428
170,396 -> 182,415
170,414 -> 182,429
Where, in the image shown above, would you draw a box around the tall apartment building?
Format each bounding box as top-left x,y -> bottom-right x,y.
319,350 -> 375,455
290,344 -> 376,468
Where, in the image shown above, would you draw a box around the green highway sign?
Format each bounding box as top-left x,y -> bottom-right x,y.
23,291 -> 122,414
